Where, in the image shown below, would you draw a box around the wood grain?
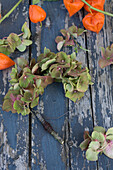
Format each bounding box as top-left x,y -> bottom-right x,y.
0,0 -> 113,169
66,9 -> 97,170
0,0 -> 29,169
86,0 -> 113,169
30,2 -> 70,169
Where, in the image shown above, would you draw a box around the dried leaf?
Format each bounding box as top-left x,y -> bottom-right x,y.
79,138 -> 90,151
55,36 -> 64,43
99,44 -> 113,68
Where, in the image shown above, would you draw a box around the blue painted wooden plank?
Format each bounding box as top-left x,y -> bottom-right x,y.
62,7 -> 97,169
86,0 -> 113,168
31,1 -> 69,169
0,0 -> 29,169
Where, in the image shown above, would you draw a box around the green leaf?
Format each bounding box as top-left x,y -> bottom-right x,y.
65,83 -> 74,92
91,131 -> 105,143
89,141 -> 100,151
49,65 -> 61,78
41,58 -> 56,71
86,148 -> 98,161
7,33 -> 21,47
36,79 -> 41,88
23,67 -> 31,73
19,73 -> 34,88
57,41 -> 65,51
10,67 -> 18,79
10,78 -> 18,84
35,75 -> 53,89
77,72 -> 89,92
0,44 -> 13,55
19,76 -> 30,88
3,90 -> 20,100
2,99 -> 16,113
32,63 -> 39,73
14,83 -> 20,90
106,135 -> 113,140
70,52 -> 76,60
3,91 -> 21,113
21,107 -> 30,116
30,97 -> 39,108
44,47 -> 50,56
17,57 -> 28,68
0,39 -> 5,45
68,25 -> 78,38
106,127 -> 113,136
103,141 -> 113,159
13,100 -> 24,114
56,51 -> 70,65
55,36 -> 64,43
22,40 -> 32,46
77,28 -> 86,36
79,138 -> 90,151
17,43 -> 26,52
94,126 -> 106,134
65,90 -> 84,103
60,29 -> 67,37
30,58 -> 36,68
69,25 -> 77,33
21,22 -> 31,39
21,92 -> 32,103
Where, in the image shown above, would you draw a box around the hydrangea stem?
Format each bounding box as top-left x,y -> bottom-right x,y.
32,110 -> 64,145
81,0 -> 113,17
0,0 -> 23,24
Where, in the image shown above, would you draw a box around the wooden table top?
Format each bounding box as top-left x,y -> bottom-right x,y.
0,0 -> 113,169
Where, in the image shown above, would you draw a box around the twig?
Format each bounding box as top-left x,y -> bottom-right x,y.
0,0 -> 23,24
31,110 -> 64,145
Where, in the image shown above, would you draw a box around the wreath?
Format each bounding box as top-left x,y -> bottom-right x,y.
2,47 -> 92,115
2,47 -> 92,144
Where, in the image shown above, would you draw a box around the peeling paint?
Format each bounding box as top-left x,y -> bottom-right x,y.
14,151 -> 28,170
45,17 -> 51,28
2,70 -> 8,95
0,120 -> 29,169
37,100 -> 44,114
69,91 -> 92,126
35,23 -> 41,56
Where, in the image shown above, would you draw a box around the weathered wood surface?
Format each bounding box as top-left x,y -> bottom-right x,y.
0,0 -> 29,169
0,0 -> 113,169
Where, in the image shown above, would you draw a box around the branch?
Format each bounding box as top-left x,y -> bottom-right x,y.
31,110 -> 64,145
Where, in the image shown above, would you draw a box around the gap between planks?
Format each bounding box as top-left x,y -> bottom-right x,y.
28,0 -> 32,169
